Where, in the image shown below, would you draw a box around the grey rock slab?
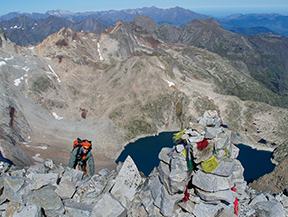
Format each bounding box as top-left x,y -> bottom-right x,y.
149,175 -> 163,208
149,174 -> 183,216
255,201 -> 286,217
178,200 -> 195,214
27,172 -> 59,185
3,176 -> 27,203
110,155 -> 141,201
231,159 -> 245,184
195,188 -> 237,204
208,157 -> 236,177
170,153 -> 189,175
159,184 -> 183,217
215,207 -> 237,217
227,144 -> 239,159
55,176 -> 76,199
176,144 -> 185,153
26,188 -> 64,216
192,170 -> 232,192
12,204 -> 43,217
192,202 -> 233,217
65,202 -> 93,217
158,161 -> 171,193
62,167 -> 84,183
98,168 -> 112,177
5,201 -> 24,217
140,190 -> 161,216
205,127 -> 221,139
213,128 -> 231,151
158,147 -> 171,164
90,193 -> 127,217
249,193 -> 268,207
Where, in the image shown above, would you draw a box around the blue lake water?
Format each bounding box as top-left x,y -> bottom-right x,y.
116,131 -> 275,183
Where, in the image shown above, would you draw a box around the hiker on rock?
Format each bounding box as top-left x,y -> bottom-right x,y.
69,139 -> 95,176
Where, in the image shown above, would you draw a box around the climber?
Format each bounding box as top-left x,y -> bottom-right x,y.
69,140 -> 95,176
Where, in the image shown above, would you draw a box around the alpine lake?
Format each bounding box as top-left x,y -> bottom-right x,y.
116,131 -> 275,183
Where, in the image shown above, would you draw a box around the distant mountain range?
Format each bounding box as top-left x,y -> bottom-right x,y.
1,6 -> 288,40
0,15 -> 110,46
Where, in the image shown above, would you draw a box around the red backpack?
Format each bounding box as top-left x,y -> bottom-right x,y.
73,138 -> 92,150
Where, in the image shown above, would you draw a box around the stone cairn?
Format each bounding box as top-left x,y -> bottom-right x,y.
0,110 -> 287,216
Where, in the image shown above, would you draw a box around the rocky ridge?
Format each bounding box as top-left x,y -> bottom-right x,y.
0,111 -> 287,217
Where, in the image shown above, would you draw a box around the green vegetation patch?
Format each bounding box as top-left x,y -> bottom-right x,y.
124,118 -> 157,139
272,139 -> 288,164
109,106 -> 125,121
68,85 -> 80,96
224,100 -> 243,132
31,76 -> 53,94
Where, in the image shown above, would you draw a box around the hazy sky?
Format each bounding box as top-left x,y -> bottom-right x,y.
1,0 -> 288,17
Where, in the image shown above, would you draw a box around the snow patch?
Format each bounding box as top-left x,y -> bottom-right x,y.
14,74 -> 28,86
4,56 -> 14,61
35,146 -> 48,150
0,61 -> 6,66
33,153 -> 45,163
165,79 -> 175,87
14,78 -> 22,86
23,66 -> 30,72
97,43 -> 104,61
52,112 -> 63,120
48,65 -> 61,83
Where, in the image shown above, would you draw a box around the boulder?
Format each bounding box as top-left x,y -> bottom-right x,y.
27,172 -> 59,186
195,188 -> 237,204
3,176 -> 27,203
12,204 -> 43,217
62,167 -> 84,183
249,193 -> 268,207
214,128 -> 231,151
5,201 -> 24,217
215,207 -> 237,217
65,202 -> 93,217
149,174 -> 183,216
205,127 -> 222,139
158,147 -> 171,164
192,170 -> 232,192
208,157 -> 236,177
26,187 -> 64,216
110,155 -> 142,201
192,202 -> 234,217
55,176 -> 76,199
254,201 -> 286,217
90,193 -> 127,217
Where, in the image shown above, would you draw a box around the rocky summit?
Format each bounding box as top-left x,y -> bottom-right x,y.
0,111 -> 287,217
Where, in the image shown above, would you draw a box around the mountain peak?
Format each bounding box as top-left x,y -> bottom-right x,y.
131,15 -> 159,31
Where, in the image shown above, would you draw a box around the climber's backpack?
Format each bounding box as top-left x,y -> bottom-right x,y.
73,138 -> 92,151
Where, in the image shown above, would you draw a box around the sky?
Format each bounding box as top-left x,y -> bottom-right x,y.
0,0 -> 288,17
